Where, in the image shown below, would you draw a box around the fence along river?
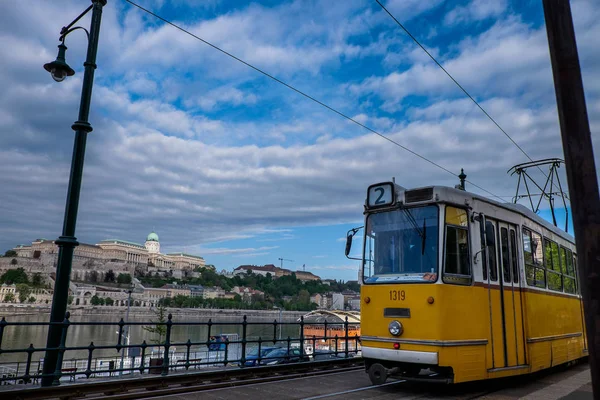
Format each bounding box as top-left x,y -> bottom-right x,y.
0,311 -> 304,364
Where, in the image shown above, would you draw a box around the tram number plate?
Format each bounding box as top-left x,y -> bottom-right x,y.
389,290 -> 406,301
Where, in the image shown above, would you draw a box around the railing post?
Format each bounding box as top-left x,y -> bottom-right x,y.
85,342 -> 95,378
272,319 -> 278,345
116,318 -> 124,354
161,314 -> 172,376
334,335 -> 338,356
223,337 -> 229,366
0,317 -> 6,352
344,317 -> 349,359
240,315 -> 247,366
323,320 -> 328,353
52,311 -> 71,385
139,340 -> 147,374
23,344 -> 35,384
185,339 -> 191,370
257,336 -> 263,366
299,316 -> 305,359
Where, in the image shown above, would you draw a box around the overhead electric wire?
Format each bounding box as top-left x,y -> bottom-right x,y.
374,0 -> 548,179
123,0 -> 504,202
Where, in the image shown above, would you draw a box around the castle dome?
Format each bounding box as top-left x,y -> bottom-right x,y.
146,231 -> 159,242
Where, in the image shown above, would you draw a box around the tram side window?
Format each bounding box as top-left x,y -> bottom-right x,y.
562,247 -> 577,294
500,228 -> 511,282
523,228 -> 545,288
443,207 -> 471,284
573,255 -> 579,294
545,239 -> 562,292
510,230 -> 519,283
486,221 -> 498,282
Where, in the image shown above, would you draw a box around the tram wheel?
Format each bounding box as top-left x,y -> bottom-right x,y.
368,363 -> 388,385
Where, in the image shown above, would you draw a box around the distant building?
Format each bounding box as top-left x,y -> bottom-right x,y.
348,298 -> 361,311
189,284 -> 204,298
232,286 -> 264,304
161,283 -> 191,297
233,264 -> 321,281
0,284 -> 16,300
316,292 -> 345,310
301,310 -> 361,353
331,293 -> 344,310
233,264 -> 285,277
13,231 -> 206,272
309,293 -> 322,306
295,271 -> 320,282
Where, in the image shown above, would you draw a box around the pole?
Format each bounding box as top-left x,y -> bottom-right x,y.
119,289 -> 132,376
542,1 -> 600,397
279,308 -> 282,340
41,0 -> 107,387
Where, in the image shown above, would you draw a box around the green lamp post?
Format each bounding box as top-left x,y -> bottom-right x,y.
41,0 -> 107,387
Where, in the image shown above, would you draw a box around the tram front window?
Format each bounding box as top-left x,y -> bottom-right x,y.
363,205 -> 439,284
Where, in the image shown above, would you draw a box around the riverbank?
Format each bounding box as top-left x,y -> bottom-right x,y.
0,304 -> 305,321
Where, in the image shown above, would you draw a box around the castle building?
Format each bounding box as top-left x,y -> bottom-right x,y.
12,231 -> 205,272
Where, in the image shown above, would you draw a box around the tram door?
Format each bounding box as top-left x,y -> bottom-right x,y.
487,219 -> 526,368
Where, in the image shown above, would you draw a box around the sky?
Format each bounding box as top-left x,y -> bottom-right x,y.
0,0 -> 597,281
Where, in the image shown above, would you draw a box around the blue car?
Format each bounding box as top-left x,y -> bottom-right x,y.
243,346 -> 280,366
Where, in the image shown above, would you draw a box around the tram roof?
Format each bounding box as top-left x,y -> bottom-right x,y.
299,310 -> 361,324
400,185 -> 574,244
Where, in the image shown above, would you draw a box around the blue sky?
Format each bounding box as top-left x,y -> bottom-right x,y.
0,0 -> 598,281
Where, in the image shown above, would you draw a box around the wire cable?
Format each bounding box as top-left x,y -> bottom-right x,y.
375,0 -> 548,179
122,0 -> 504,202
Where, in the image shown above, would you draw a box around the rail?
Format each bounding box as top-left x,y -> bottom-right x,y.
0,312 -> 361,387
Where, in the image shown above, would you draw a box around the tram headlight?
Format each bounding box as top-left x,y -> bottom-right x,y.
388,320 -> 403,336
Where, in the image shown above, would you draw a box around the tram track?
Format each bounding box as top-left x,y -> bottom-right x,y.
4,359 -> 363,400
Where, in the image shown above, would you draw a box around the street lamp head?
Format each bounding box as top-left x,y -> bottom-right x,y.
44,43 -> 75,82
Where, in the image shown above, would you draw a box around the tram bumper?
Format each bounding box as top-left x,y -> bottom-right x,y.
362,346 -> 438,365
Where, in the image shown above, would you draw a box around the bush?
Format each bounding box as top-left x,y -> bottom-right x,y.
0,268 -> 28,284
117,273 -> 132,284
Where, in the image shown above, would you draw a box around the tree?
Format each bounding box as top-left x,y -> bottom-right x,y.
3,293 -> 15,303
0,268 -> 29,284
143,305 -> 168,354
88,270 -> 99,283
117,273 -> 132,285
91,295 -> 102,306
104,270 -> 116,283
28,296 -> 36,303
32,273 -> 44,287
10,258 -> 17,265
104,297 -> 114,306
67,295 -> 74,305
16,284 -> 31,303
4,250 -> 17,257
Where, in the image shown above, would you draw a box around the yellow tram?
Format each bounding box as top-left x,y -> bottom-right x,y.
345,182 -> 587,385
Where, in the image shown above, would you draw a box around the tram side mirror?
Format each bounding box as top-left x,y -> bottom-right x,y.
485,223 -> 496,247
345,235 -> 353,256
345,226 -> 363,260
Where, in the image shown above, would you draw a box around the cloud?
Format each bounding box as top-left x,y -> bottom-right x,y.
382,0 -> 445,22
444,0 -> 508,26
310,265 -> 359,271
0,0 -> 598,277
199,246 -> 279,255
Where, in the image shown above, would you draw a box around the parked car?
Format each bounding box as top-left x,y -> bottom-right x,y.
259,347 -> 309,365
243,346 -> 280,366
312,349 -> 339,361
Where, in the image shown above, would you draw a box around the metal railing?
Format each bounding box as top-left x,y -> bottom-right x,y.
0,313 -> 361,387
